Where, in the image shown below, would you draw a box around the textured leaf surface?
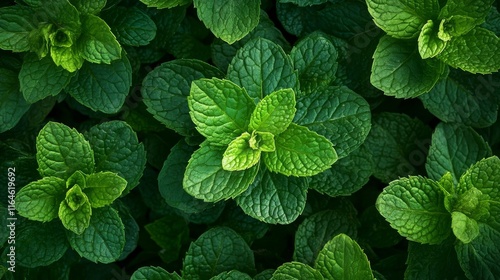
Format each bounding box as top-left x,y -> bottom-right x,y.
294,86 -> 371,158
142,59 -> 223,136
16,177 -> 66,222
264,123 -> 337,176
249,88 -> 296,135
227,38 -> 298,101
16,220 -> 68,268
418,20 -> 447,59
364,113 -> 432,183
210,270 -> 253,280
131,266 -> 181,280
65,56 -> 132,114
50,45 -> 84,73
19,54 -> 74,103
366,0 -> 440,39
70,0 -> 106,14
419,70 -> 498,128
0,67 -> 30,133
235,168 -> 308,224
85,121 -> 146,193
222,132 -> 261,171
294,210 -> 358,266
78,14 -> 122,64
183,143 -> 259,202
371,35 -> 447,98
36,122 -> 94,179
0,5 -> 36,51
103,7 -> 157,46
426,123 -> 492,183
139,0 -> 191,9
376,176 -> 451,244
439,0 -> 494,23
437,27 -> 500,74
189,78 -> 255,145
315,234 -> 374,280
58,188 -> 92,234
193,0 -> 260,44
83,172 -> 127,208
182,227 -> 255,280
271,262 -> 323,280
68,207 -> 125,263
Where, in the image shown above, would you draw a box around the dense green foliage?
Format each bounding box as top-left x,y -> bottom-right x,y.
1,0 -> 499,279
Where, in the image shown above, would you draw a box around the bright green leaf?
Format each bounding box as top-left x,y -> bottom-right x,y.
65,55 -> 132,114
235,168 -> 308,224
418,20 -> 447,59
376,176 -> 452,244
69,0 -> 106,14
77,14 -> 122,64
188,78 -> 255,145
0,5 -> 36,51
294,86 -> 371,158
16,176 -> 66,222
183,142 -> 259,202
83,172 -> 127,208
452,211 -> 480,243
249,88 -> 296,135
50,45 -> 84,72
36,122 -> 95,179
439,0 -> 494,25
249,131 -> 275,152
227,38 -> 298,101
67,206 -> 125,263
58,191 -> 92,234
315,234 -> 374,280
182,227 -> 255,279
222,132 -> 261,171
271,262 -> 324,280
366,0 -> 440,39
264,123 -> 337,177
85,121 -> 146,193
193,0 -> 260,44
458,156 -> 500,201
139,0 -> 191,9
19,53 -> 75,103
371,35 -> 447,98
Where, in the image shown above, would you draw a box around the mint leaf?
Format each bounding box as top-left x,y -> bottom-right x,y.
278,0 -> 329,7
452,211 -> 480,243
272,262 -> 324,280
19,53 -> 75,103
142,59 -> 224,136
131,267 -> 181,280
294,86 -> 371,158
418,20 -> 447,59
0,5 -> 36,51
211,271 -> 252,280
439,0 -> 494,24
249,88 -> 296,135
366,0 -> 440,39
264,123 -> 337,176
290,33 -> 338,93
364,112 -> 432,183
16,177 -> 65,222
102,7 -> 157,47
193,0 -> 260,44
227,38 -> 298,101
426,123 -> 492,183
222,132 -> 261,171
68,206 -> 125,263
139,0 -> 191,9
78,14 -> 122,64
371,35 -> 447,98
83,172 -> 127,208
437,27 -> 500,74
315,234 -> 374,280
235,168 -> 308,224
458,156 -> 500,202
188,78 -> 255,145
65,55 -> 132,114
309,145 -> 373,197
145,214 -> 189,264
36,122 -> 95,179
16,220 -> 68,268
376,176 -> 451,244
159,140 -> 214,214
419,70 -> 498,128
455,223 -> 500,279
182,227 -> 255,279
69,0 -> 106,14
0,67 -> 30,133
294,210 -> 358,266
59,184 -> 92,234
183,142 -> 259,202
85,121 -> 146,193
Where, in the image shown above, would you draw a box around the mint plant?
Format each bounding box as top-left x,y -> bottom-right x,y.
366,0 -> 500,97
